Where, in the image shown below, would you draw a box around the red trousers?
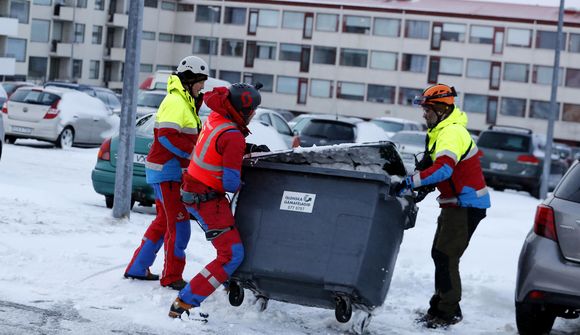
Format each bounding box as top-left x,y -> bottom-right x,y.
125,181 -> 191,286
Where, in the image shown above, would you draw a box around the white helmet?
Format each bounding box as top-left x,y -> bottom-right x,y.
177,56 -> 209,77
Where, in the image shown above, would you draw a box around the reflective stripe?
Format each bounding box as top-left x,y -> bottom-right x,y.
437,186 -> 489,205
145,161 -> 164,171
412,174 -> 422,188
182,127 -> 199,135
435,149 -> 458,164
193,122 -> 237,172
155,121 -> 183,131
200,267 -> 211,278
463,146 -> 479,160
208,276 -> 221,289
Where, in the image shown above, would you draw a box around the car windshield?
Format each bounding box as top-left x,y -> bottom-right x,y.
555,164 -> 580,203
390,132 -> 425,146
477,132 -> 530,152
135,114 -> 155,138
137,92 -> 165,108
301,120 -> 355,141
372,120 -> 405,132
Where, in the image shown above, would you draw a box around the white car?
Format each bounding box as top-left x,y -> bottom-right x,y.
136,90 -> 166,119
0,84 -> 6,160
371,116 -> 424,138
389,130 -> 427,172
254,108 -> 298,148
3,86 -> 118,149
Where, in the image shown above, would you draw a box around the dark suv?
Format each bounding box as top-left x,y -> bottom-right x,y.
477,125 -> 567,198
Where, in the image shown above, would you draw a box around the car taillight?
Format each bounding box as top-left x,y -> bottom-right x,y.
1,102 -> 7,114
98,138 -> 112,161
533,204 -> 557,242
291,135 -> 300,148
517,154 -> 540,165
43,99 -> 61,119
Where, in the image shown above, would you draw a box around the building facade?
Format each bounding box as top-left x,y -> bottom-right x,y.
2,0 -> 580,143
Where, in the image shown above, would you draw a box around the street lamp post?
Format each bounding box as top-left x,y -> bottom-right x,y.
208,6 -> 219,76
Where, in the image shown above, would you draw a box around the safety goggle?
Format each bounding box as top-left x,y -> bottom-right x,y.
412,86 -> 457,106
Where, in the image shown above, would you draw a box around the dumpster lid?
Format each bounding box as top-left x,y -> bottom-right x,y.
244,141 -> 406,177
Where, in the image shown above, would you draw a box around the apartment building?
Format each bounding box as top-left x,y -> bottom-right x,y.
2,0 -> 580,144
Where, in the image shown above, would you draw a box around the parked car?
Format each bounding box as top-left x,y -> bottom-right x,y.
1,81 -> 34,99
2,86 -> 118,148
254,108 -> 299,148
43,81 -> 122,114
291,114 -> 370,147
0,89 -> 4,161
477,125 -> 567,198
389,130 -> 427,171
136,90 -> 166,118
91,113 -> 288,209
515,159 -> 580,335
0,84 -> 6,109
371,116 -> 424,138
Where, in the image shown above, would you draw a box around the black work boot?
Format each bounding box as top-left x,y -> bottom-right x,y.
163,279 -> 187,291
424,307 -> 463,329
169,298 -> 192,319
124,269 -> 159,281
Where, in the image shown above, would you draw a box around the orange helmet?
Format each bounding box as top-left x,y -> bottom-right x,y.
413,84 -> 457,106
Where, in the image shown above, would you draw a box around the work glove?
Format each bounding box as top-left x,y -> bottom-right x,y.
245,143 -> 270,154
195,92 -> 204,112
394,176 -> 413,197
414,185 -> 436,203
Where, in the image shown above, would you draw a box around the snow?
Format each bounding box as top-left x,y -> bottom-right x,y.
0,140 -> 579,334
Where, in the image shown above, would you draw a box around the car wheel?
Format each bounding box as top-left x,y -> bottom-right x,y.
56,127 -> 74,149
5,135 -> 16,144
105,196 -> 135,209
515,302 -> 556,335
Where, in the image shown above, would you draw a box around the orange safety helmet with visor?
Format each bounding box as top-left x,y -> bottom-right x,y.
412,84 -> 457,107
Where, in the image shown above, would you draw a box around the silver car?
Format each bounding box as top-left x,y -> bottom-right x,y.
3,86 -> 118,149
515,159 -> 580,335
254,108 -> 298,148
0,84 -> 5,160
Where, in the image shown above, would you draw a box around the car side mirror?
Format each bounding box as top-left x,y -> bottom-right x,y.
293,129 -> 299,136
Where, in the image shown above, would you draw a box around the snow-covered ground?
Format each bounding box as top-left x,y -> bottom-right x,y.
0,141 -> 579,335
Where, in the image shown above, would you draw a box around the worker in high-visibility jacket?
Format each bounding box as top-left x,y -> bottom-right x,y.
168,83 -> 264,319
124,56 -> 209,291
396,83 -> 490,329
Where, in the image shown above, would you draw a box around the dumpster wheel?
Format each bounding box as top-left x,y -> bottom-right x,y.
335,296 -> 352,323
228,281 -> 244,307
255,295 -> 269,312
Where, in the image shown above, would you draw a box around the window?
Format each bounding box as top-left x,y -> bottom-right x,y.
193,37 -> 217,54
277,76 -> 298,94
402,54 -> 427,73
144,0 -> 157,8
219,70 -> 240,84
279,43 -> 301,61
31,19 -> 50,42
33,0 -> 50,5
74,23 -> 85,43
221,39 -> 243,57
442,23 -> 466,42
506,28 -> 531,47
72,59 -> 82,78
570,33 -> 580,53
28,57 -> 47,80
469,25 -> 493,44
340,48 -> 367,67
245,73 -> 274,92
500,97 -> 526,117
316,13 -> 338,32
196,5 -> 221,23
310,79 -> 333,98
159,33 -> 172,42
94,0 -> 104,10
439,57 -> 463,76
283,11 -> 304,30
92,25 -> 102,44
404,20 -> 429,39
173,34 -> 191,44
532,65 -> 563,85
398,87 -> 422,105
370,51 -> 397,71
256,42 -> 276,60
466,59 -> 490,79
535,30 -> 566,50
177,3 -> 193,11
258,9 -> 278,27
6,38 -> 26,62
337,81 -> 364,100
89,60 -> 100,79
140,63 -> 153,73
373,18 -> 400,37
343,15 -> 371,34
156,65 -> 173,71
565,68 -> 580,88
161,1 -> 175,11
464,94 -> 489,113
504,63 -> 529,83
367,84 -> 395,104
313,46 -> 336,65
10,0 -> 29,23
142,31 -> 155,40
563,103 -> 580,122
490,62 -> 501,90
530,100 -> 560,120
224,7 -> 246,25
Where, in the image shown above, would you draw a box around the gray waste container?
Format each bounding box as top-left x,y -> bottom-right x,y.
228,142 -> 417,331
